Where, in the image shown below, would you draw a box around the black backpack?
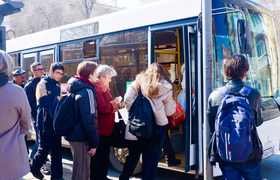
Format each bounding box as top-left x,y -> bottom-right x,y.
128,91 -> 155,138
53,89 -> 83,136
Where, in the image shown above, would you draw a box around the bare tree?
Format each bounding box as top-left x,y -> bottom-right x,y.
81,0 -> 98,19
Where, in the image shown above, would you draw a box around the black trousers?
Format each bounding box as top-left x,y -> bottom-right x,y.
90,136 -> 111,180
162,132 -> 176,162
30,129 -> 63,179
119,140 -> 141,180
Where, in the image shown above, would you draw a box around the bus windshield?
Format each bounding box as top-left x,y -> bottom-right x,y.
212,8 -> 280,120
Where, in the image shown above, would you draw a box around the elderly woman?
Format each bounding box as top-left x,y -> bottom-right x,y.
90,64 -> 122,180
0,50 -> 31,180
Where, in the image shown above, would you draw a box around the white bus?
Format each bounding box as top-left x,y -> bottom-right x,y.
7,0 -> 280,177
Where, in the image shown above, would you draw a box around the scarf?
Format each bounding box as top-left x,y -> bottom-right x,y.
74,75 -> 93,85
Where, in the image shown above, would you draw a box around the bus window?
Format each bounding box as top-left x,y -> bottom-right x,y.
100,29 -> 148,99
40,50 -> 54,74
60,62 -> 81,93
59,39 -> 97,62
23,53 -> 36,82
10,53 -> 21,67
9,53 -> 21,81
212,9 -> 280,121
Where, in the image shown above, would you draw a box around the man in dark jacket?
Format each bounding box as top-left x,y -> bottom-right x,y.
207,54 -> 263,180
65,61 -> 99,180
30,63 -> 65,180
24,62 -> 50,175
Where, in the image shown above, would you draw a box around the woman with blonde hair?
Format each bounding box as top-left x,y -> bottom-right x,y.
124,62 -> 177,180
0,50 -> 31,180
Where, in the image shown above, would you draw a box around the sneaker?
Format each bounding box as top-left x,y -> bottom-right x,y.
41,164 -> 51,175
167,159 -> 181,167
30,170 -> 44,180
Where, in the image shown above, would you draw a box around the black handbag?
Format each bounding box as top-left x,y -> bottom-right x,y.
110,111 -> 127,148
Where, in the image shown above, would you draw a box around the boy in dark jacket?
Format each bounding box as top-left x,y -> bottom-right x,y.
65,61 -> 99,180
30,63 -> 65,180
207,54 -> 263,180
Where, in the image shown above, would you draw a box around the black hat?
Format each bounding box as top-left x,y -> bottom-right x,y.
13,69 -> 25,76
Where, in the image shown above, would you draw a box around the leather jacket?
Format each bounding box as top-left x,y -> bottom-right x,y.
207,78 -> 263,165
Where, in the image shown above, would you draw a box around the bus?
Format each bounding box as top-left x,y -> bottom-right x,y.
7,0 -> 280,178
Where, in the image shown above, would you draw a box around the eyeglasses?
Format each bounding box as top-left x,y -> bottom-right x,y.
35,68 -> 44,72
54,71 -> 64,77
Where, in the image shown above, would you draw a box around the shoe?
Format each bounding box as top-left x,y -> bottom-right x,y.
30,170 -> 44,180
41,164 -> 51,175
51,178 -> 64,180
167,159 -> 181,167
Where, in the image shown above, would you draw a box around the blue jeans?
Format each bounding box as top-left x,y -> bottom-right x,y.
219,162 -> 261,180
137,125 -> 166,180
30,126 -> 39,159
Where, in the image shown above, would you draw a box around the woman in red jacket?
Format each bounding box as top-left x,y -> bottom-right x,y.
90,64 -> 121,180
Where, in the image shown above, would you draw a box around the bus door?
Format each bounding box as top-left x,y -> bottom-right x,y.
150,24 -> 202,175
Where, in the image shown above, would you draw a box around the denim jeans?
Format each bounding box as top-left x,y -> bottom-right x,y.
137,125 -> 166,180
219,162 -> 261,180
30,126 -> 39,159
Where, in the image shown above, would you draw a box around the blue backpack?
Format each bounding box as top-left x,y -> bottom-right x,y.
215,86 -> 255,162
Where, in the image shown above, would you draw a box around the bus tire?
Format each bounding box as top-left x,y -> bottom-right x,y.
109,146 -> 142,175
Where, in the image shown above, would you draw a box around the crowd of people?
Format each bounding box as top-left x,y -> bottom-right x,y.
0,49 -> 263,180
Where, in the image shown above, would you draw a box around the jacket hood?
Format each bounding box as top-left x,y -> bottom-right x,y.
0,74 -> 9,87
141,79 -> 173,98
43,74 -> 57,85
67,77 -> 94,93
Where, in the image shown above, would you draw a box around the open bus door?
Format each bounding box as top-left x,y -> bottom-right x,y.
150,24 -> 203,176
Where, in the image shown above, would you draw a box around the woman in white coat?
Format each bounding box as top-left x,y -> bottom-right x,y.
123,63 -> 177,180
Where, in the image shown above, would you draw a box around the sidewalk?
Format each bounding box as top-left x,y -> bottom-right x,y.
23,157 -> 73,180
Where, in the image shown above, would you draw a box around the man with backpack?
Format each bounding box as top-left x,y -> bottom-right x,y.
30,63 -> 65,180
207,54 -> 263,180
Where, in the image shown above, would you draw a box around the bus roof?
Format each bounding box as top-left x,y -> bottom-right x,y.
6,0 -> 272,53
7,0 -> 201,53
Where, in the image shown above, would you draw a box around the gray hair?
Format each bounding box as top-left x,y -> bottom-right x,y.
0,50 -> 14,76
96,64 -> 117,77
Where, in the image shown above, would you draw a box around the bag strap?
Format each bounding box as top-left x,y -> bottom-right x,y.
239,85 -> 253,97
217,86 -> 229,98
117,110 -> 123,121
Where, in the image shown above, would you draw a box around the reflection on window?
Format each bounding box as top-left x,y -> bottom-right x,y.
23,53 -> 36,82
60,62 -> 80,84
40,50 -> 54,74
256,36 -> 265,57
100,29 -> 148,99
59,39 -> 97,61
10,53 -> 21,67
212,4 -> 280,121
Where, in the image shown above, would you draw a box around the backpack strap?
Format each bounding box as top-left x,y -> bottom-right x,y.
239,85 -> 253,97
217,86 -> 229,98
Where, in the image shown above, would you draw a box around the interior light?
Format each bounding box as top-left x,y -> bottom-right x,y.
89,41 -> 95,44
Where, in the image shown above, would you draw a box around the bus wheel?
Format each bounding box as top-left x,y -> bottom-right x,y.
109,146 -> 142,175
